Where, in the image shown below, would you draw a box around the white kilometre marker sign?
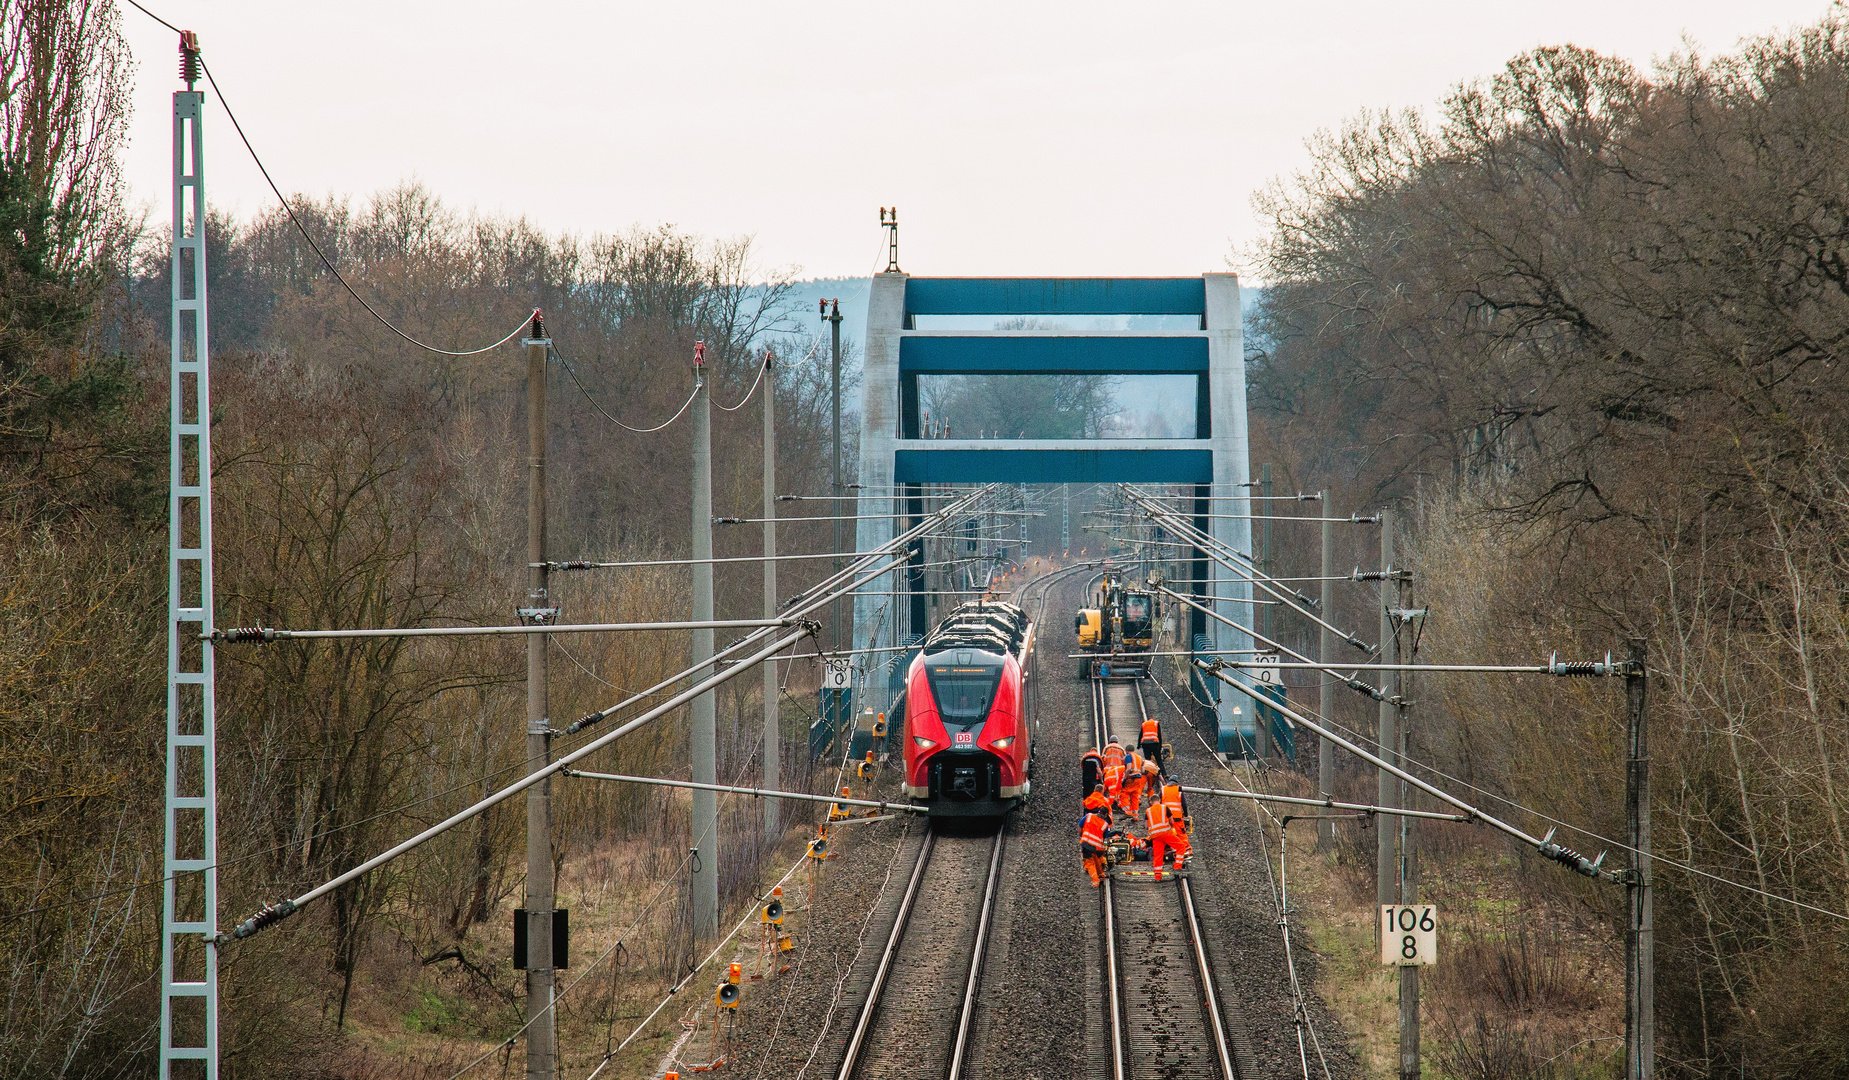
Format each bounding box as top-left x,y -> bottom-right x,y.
1380,905 -> 1437,966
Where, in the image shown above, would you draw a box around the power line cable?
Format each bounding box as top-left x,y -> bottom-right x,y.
1118,484 -> 1849,920
190,56 -> 534,357
125,0 -> 180,33
1302,706 -> 1849,924
550,342 -> 699,433
713,350 -> 771,413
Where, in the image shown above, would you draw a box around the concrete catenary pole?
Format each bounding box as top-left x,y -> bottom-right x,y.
1318,493 -> 1336,852
1398,569 -> 1419,1080
1061,483 -> 1071,556
826,299 -> 845,652
1376,508 -> 1397,910
523,315 -> 556,1080
1258,463 -> 1275,759
690,342 -> 719,938
761,350 -> 780,841
1626,637 -> 1654,1080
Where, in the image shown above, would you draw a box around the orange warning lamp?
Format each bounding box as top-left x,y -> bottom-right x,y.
727,962 -> 742,984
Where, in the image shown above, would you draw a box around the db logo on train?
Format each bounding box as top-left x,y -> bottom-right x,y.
954,731 -> 974,745
1379,905 -> 1437,967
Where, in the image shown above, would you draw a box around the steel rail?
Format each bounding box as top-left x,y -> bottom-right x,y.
835,832 -> 933,1080
1093,677 -> 1127,1080
1102,874 -> 1128,1080
1097,676 -> 1238,1080
947,828 -> 1007,1079
1180,876 -> 1239,1080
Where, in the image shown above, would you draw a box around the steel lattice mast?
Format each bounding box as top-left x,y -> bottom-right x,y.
161,32 -> 219,1080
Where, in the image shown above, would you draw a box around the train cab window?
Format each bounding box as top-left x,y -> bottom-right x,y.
924,660 -> 1003,733
1125,595 -> 1150,621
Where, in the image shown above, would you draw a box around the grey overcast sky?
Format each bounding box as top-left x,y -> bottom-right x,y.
122,1 -> 1833,281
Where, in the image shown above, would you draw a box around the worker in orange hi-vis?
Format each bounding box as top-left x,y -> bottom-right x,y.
1101,735 -> 1126,800
1080,793 -> 1116,887
1146,798 -> 1185,869
1139,715 -> 1163,766
1101,755 -> 1124,814
1161,776 -> 1189,823
1158,778 -> 1195,867
1083,783 -> 1113,817
1117,751 -> 1148,817
1081,746 -> 1104,795
1138,758 -> 1162,813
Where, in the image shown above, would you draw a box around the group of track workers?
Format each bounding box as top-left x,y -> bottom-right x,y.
1078,717 -> 1193,886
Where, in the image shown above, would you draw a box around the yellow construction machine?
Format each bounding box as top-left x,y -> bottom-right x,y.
1074,567 -> 1158,679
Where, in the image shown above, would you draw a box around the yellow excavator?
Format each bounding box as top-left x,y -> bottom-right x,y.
1074,567 -> 1157,679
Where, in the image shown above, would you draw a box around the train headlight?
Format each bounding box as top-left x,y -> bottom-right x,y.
913,736 -> 935,749
988,736 -> 1015,749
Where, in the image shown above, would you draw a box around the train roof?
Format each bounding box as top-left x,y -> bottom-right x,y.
921,599 -> 1031,658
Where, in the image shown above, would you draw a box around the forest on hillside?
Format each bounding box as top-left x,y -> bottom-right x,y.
1250,20 -> 1849,1078
3,2 -> 868,1074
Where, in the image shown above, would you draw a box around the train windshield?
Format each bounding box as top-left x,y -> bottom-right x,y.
1125,595 -> 1151,621
924,657 -> 1003,733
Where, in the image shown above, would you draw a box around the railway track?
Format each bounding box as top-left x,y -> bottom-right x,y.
834,824 -> 1006,1080
1092,677 -> 1241,1080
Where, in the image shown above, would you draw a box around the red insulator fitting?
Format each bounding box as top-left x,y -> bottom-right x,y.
179,31 -> 201,87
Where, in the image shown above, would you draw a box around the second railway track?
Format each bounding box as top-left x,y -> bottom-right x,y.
1093,677 -> 1242,1080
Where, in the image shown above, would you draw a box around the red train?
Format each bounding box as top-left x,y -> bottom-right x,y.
901,600 -> 1036,817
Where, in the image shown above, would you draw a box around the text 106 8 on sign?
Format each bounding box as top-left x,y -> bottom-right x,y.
1379,905 -> 1437,966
